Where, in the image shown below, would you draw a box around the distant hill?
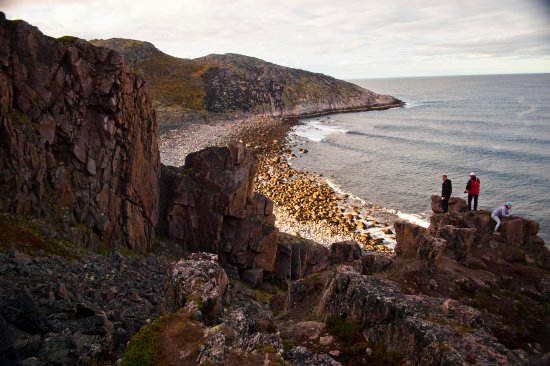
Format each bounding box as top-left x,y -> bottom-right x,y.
91,39 -> 402,121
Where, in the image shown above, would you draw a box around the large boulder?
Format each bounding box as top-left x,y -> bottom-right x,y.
164,252 -> 228,324
316,266 -> 520,365
431,195 -> 467,214
0,19 -> 160,253
329,241 -> 361,264
394,219 -> 427,258
271,233 -> 330,285
162,144 -> 279,273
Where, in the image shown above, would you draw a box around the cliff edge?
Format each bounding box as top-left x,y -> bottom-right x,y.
0,18 -> 160,253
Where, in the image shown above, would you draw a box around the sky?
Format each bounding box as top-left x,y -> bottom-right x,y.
1,0 -> 550,79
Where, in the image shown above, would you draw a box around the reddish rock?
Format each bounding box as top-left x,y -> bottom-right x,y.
525,220 -> 540,236
162,145 -> 279,272
329,241 -> 361,264
430,195 -> 467,214
0,19 -> 160,253
502,217 -> 526,246
316,266 -> 520,365
164,253 -> 228,324
435,225 -> 476,263
394,220 -> 427,258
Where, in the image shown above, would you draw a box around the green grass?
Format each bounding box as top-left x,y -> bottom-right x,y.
120,314 -> 175,366
57,35 -> 78,43
281,339 -> 295,353
0,19 -> 25,29
326,315 -> 364,344
0,212 -> 82,259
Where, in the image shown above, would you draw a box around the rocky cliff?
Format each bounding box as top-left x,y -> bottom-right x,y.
90,39 -> 403,121
196,53 -> 401,117
161,144 -> 279,275
0,18 -> 160,253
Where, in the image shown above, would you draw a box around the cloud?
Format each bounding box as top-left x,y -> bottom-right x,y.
2,0 -> 549,78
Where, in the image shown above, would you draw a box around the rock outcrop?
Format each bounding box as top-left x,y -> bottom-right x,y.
164,252 -> 228,324
390,206 -> 550,362
123,253 -> 288,365
90,39 -> 403,122
316,266 -> 520,365
162,144 -> 279,275
0,18 -> 160,253
431,195 -> 468,214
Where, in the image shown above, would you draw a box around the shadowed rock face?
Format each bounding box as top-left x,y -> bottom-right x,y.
162,144 -> 279,273
0,19 -> 160,253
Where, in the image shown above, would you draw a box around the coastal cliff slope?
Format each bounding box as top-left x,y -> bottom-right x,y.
90,38 -> 402,121
0,19 -> 160,253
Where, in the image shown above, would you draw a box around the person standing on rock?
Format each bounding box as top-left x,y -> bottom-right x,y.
464,172 -> 480,211
441,175 -> 452,213
491,202 -> 512,234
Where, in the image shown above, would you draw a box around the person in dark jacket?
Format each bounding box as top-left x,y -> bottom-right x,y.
464,172 -> 480,211
441,175 -> 452,213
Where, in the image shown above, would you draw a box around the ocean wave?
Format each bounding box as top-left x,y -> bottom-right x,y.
397,212 -> 430,228
292,120 -> 349,142
404,101 -> 425,109
324,178 -> 367,205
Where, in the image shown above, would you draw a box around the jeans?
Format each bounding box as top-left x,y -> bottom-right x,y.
491,213 -> 501,232
441,197 -> 449,213
468,194 -> 478,211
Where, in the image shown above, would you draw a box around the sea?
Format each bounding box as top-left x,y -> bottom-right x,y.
289,74 -> 550,242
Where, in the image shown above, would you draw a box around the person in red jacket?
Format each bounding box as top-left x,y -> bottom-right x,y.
464,172 -> 480,211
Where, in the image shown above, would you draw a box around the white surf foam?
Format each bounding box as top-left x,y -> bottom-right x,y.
293,120 -> 349,142
397,212 -> 430,228
404,101 -> 424,109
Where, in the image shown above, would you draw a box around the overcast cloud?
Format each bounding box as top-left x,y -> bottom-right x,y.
1,0 -> 549,78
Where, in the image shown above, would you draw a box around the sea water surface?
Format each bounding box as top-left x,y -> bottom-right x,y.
290,74 -> 550,241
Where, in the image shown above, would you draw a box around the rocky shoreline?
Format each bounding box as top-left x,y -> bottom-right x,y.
159,114 -> 399,252
3,16 -> 549,366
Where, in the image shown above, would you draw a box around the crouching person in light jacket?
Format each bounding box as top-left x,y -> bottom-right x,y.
491,202 -> 512,234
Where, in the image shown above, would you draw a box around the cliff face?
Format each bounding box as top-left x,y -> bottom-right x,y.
161,144 -> 279,274
0,19 -> 160,253
90,39 -> 403,121
197,53 -> 401,117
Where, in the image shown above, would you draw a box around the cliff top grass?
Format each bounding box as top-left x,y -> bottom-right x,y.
91,38 -> 210,111
57,35 -> 78,43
